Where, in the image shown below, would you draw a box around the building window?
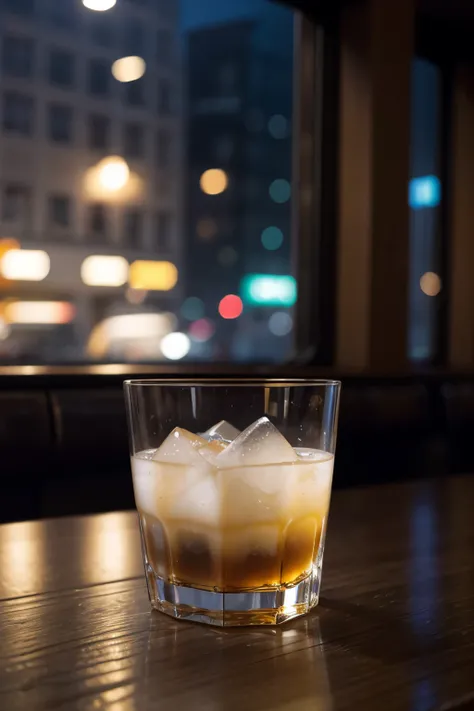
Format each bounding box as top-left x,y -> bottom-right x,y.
48,103 -> 73,143
124,122 -> 144,158
2,35 -> 35,78
156,129 -> 170,168
2,92 -> 34,136
157,79 -> 172,114
408,58 -> 444,363
124,209 -> 143,249
88,59 -> 109,96
156,210 -> 172,251
2,184 -> 31,223
49,48 -> 75,88
4,0 -> 35,16
124,79 -> 145,107
156,29 -> 171,64
88,114 -> 110,150
123,20 -> 145,56
88,204 -> 107,241
48,194 -> 71,227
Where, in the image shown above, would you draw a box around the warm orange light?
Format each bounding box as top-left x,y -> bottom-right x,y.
420,271 -> 441,297
129,261 -> 178,291
4,301 -> 75,325
0,239 -> 20,286
199,169 -> 228,195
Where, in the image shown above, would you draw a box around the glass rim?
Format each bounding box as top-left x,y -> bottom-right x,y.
124,377 -> 341,388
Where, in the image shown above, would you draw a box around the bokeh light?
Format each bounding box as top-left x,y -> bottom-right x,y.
268,114 -> 289,139
4,301 -> 75,325
129,260 -> 178,291
196,218 -> 218,241
269,179 -> 291,204
200,169 -> 228,195
83,0 -> 116,10
181,296 -> 205,321
218,246 -> 238,267
218,294 -> 243,320
0,249 -> 50,281
261,226 -> 284,251
112,56 -> 146,83
98,156 -> 130,192
269,311 -> 293,336
189,318 -> 215,342
161,332 -> 191,360
81,255 -> 129,287
420,272 -> 442,296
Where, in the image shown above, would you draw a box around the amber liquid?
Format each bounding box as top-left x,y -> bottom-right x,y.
139,511 -> 325,591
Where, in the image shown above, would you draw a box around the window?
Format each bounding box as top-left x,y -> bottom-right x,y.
124,209 -> 143,248
156,129 -> 170,168
2,184 -> 31,223
124,122 -> 144,158
408,58 -> 443,363
3,92 -> 34,135
3,0 -> 34,16
48,194 -> 71,227
88,114 -> 110,150
49,49 -> 75,88
2,35 -> 35,78
156,210 -> 172,251
157,79 -> 172,114
88,59 -> 109,96
123,20 -> 145,56
156,29 -> 172,64
0,0 -> 298,366
88,204 -> 108,241
48,103 -> 73,143
124,79 -> 145,107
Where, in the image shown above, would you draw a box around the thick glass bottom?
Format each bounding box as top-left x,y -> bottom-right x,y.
145,565 -> 322,626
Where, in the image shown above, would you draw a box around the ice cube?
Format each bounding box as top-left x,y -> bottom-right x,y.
202,420 -> 241,443
131,454 -> 161,516
153,427 -> 207,465
215,416 -> 296,468
169,471 -> 220,527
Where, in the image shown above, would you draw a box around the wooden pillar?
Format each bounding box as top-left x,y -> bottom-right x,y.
336,0 -> 414,370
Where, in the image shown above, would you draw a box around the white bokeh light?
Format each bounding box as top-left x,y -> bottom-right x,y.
161,332 -> 191,360
83,0 -> 117,11
0,249 -> 50,281
112,56 -> 146,83
98,156 -> 130,192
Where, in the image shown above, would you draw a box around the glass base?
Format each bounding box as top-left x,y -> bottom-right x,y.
145,565 -> 322,626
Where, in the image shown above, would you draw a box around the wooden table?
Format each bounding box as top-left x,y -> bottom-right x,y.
1,476 -> 474,711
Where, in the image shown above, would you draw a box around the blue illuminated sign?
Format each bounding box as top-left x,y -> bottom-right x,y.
409,175 -> 441,209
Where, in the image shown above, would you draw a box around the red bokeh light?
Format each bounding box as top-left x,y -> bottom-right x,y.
218,294 -> 243,320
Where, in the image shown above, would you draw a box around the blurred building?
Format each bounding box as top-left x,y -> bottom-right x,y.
0,0 -> 182,360
184,5 -> 294,360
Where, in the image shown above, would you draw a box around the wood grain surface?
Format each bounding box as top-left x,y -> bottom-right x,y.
1,476 -> 474,711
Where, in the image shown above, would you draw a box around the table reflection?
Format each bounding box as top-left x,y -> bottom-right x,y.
0,520 -> 46,597
144,613 -> 333,711
82,512 -> 140,583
